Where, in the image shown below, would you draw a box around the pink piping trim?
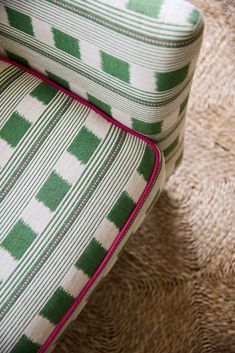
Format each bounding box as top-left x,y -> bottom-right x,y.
0,56 -> 161,352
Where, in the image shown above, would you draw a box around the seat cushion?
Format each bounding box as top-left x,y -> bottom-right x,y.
0,57 -> 164,352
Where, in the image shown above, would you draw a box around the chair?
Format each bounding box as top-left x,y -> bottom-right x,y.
0,1 -> 204,351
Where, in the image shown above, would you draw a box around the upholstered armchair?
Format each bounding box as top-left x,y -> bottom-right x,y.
0,1 -> 204,351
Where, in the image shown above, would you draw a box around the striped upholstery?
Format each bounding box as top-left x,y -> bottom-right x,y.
0,0 -> 204,178
0,58 -> 164,352
0,0 -> 204,350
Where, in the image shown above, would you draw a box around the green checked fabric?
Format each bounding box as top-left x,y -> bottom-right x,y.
0,0 -> 204,351
0,0 -> 204,178
0,59 -> 165,352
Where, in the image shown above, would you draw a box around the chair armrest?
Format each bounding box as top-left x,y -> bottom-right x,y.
0,0 -> 204,177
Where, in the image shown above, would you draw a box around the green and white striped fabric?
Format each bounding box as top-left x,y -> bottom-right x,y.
0,59 -> 164,352
0,0 -> 204,178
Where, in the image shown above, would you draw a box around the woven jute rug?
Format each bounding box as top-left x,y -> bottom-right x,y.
56,1 -> 235,352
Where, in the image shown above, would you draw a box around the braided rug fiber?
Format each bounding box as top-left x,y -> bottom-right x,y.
56,1 -> 235,352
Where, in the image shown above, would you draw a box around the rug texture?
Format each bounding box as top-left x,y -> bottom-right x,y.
56,1 -> 235,352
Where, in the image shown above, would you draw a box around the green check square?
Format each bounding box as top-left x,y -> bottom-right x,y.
156,65 -> 189,91
30,81 -> 58,105
5,50 -> 29,67
87,94 -> 111,116
46,71 -> 70,90
10,335 -> 40,353
127,0 -> 164,18
53,28 -> 80,58
179,95 -> 189,115
108,191 -> 136,230
101,52 -> 130,83
175,151 -> 184,168
137,145 -> 155,181
36,171 -> 70,211
75,239 -> 107,277
188,8 -> 201,25
5,6 -> 34,36
132,119 -> 162,135
40,288 -> 74,325
68,127 -> 101,164
0,112 -> 31,147
2,220 -> 37,260
163,136 -> 179,157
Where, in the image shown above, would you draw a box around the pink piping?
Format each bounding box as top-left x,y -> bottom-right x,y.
0,56 -> 161,352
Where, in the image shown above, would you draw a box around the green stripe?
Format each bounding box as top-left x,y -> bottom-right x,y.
0,103 -> 90,225
179,95 -> 189,115
0,130 -> 126,319
46,0 -> 203,47
152,113 -> 186,144
163,136 -> 179,157
0,104 -> 91,297
0,69 -> 24,94
156,65 -> 189,91
0,97 -> 72,201
0,66 -> 24,92
101,51 -> 130,83
0,89 -> 66,182
0,25 -> 195,97
175,150 -> 184,168
0,30 -> 194,107
84,0 -> 201,30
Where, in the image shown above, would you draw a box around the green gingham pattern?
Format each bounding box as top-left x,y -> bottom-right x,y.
0,0 -> 204,178
0,59 -> 164,352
